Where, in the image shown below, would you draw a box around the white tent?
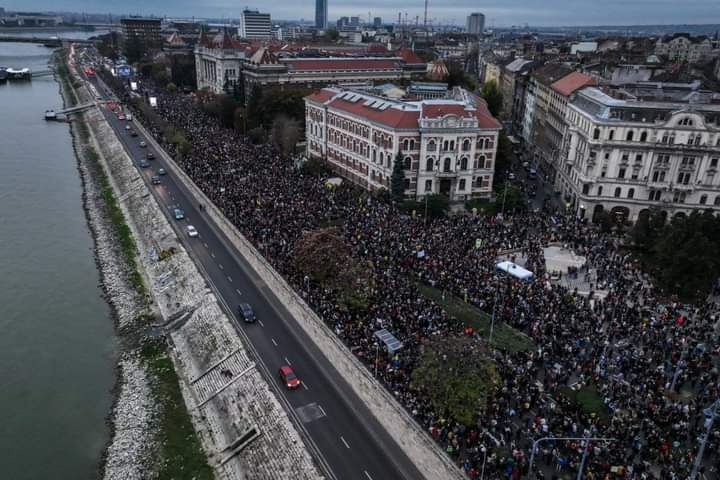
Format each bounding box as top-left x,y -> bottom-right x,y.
496,261 -> 533,281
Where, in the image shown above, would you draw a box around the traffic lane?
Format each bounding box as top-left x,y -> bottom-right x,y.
98,93 -> 421,480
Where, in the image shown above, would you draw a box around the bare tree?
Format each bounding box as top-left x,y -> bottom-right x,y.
271,114 -> 302,156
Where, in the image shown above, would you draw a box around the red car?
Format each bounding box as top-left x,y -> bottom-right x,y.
278,365 -> 300,390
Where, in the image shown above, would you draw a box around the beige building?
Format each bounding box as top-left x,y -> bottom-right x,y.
654,34 -> 719,63
305,86 -> 502,202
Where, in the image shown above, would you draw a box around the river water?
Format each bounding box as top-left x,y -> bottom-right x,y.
0,42 -> 116,479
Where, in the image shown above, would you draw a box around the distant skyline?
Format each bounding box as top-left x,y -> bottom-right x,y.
3,0 -> 720,27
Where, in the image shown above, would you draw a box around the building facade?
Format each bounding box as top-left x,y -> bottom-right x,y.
655,34 -> 719,63
194,32 -> 248,94
121,17 -> 162,51
558,83 -> 720,222
305,87 -> 501,202
466,13 -> 485,35
315,0 -> 328,30
239,9 -> 272,40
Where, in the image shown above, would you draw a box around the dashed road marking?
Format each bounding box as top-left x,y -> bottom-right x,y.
227,276 -> 233,282
364,471 -> 373,480
210,252 -> 216,258
271,338 -> 278,347
258,319 -> 264,327
203,242 -> 208,248
301,381 -> 308,390
235,288 -> 242,295
318,405 -> 327,417
340,436 -> 350,449
219,263 -> 224,270
284,357 -> 292,366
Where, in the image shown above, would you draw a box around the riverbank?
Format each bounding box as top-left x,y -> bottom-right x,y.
55,52 -> 157,479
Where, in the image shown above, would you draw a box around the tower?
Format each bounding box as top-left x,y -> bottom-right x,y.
315,0 -> 328,30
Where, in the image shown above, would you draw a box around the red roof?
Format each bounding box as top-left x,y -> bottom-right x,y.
471,95 -> 502,129
367,42 -> 389,54
328,98 -> 419,129
306,89 -> 337,104
551,71 -> 596,97
284,58 -> 401,72
421,103 -> 473,119
395,47 -> 424,65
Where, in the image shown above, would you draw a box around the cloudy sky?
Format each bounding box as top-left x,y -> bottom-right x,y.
5,0 -> 720,27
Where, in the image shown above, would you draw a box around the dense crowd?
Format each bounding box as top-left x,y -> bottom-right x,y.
118,82 -> 720,479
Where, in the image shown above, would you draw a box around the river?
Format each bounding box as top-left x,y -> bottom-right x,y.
0,42 -> 116,479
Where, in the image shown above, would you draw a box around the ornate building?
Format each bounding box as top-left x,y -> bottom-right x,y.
305,87 -> 502,202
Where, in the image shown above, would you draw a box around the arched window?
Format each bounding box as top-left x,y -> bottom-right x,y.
485,138 -> 492,149
478,155 -> 486,168
443,158 -> 452,172
426,158 -> 434,171
628,188 -> 634,199
372,150 -> 376,163
700,194 -> 708,205
428,140 -> 436,152
450,140 -> 455,151
386,156 -> 391,168
462,139 -> 471,151
404,157 -> 412,170
593,128 -> 600,140
379,152 -> 384,165
443,140 -> 449,151
460,157 -> 468,170
614,187 -> 621,198
459,179 -> 467,191
409,139 -> 415,150
715,196 -> 720,206
626,130 -> 634,141
640,131 -> 648,142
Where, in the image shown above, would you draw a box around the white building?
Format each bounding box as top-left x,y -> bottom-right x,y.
239,9 -> 272,40
466,13 -> 485,35
194,32 -> 248,94
305,86 -> 501,202
559,82 -> 720,223
654,34 -> 718,63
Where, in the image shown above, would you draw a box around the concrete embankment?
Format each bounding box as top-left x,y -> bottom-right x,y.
61,51 -> 323,480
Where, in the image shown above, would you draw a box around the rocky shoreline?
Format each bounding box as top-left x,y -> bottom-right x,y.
55,55 -> 157,480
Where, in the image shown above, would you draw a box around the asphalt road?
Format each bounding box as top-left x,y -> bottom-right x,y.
87,75 -> 424,480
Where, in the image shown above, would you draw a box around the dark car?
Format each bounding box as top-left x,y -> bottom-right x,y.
139,160 -> 150,168
278,365 -> 300,390
238,303 -> 256,323
151,175 -> 161,185
146,152 -> 155,160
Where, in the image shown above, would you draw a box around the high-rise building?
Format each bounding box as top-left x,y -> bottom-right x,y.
337,17 -> 349,29
239,9 -> 272,40
373,17 -> 382,28
466,13 -> 485,35
120,17 -> 162,51
315,0 -> 328,29
349,16 -> 360,27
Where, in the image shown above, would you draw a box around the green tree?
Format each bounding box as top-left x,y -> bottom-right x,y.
494,182 -> 525,213
270,115 -> 302,156
480,80 -> 503,118
246,84 -> 264,130
124,35 -> 145,64
390,153 -> 406,203
324,28 -> 340,41
411,335 -> 499,427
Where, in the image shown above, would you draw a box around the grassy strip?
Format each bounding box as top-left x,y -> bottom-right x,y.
558,385 -> 610,423
141,338 -> 214,480
416,283 -> 534,353
54,50 -> 78,107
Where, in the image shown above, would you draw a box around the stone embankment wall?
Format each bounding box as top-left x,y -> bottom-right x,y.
66,60 -> 323,480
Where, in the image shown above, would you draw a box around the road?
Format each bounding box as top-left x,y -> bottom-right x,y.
86,75 -> 424,480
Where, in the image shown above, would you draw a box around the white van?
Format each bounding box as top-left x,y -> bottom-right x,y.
126,113 -> 133,121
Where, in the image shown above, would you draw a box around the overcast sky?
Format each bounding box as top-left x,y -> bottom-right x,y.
5,0 -> 720,27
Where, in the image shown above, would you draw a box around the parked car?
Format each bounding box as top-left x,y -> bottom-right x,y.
146,152 -> 155,160
238,303 -> 256,323
529,168 -> 538,179
158,168 -> 167,176
139,141 -> 147,148
151,175 -> 161,185
129,130 -> 138,137
186,225 -> 198,237
139,160 -> 150,168
278,365 -> 300,390
174,208 -> 184,220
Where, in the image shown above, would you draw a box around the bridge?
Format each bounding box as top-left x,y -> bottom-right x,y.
44,102 -> 97,121
0,36 -> 93,47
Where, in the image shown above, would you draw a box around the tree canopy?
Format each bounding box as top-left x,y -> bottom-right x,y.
390,153 -> 406,203
480,80 -> 503,118
410,335 -> 499,427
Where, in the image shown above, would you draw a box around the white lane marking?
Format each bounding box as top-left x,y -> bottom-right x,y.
258,319 -> 264,327
227,276 -> 233,282
284,357 -> 292,366
364,471 -> 373,480
235,288 -> 242,295
203,242 -> 208,248
210,252 -> 216,258
340,436 -> 350,449
318,405 -> 327,417
219,263 -> 224,270
271,338 -> 278,347
301,381 -> 308,390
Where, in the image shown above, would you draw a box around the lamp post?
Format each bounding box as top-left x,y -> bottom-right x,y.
374,341 -> 380,377
527,437 -> 615,480
690,398 -> 720,480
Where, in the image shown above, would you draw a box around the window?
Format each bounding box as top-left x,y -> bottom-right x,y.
628,188 -> 634,199
593,128 -> 600,140
597,186 -> 603,196
460,157 -> 468,170
662,132 -> 669,143
404,157 -> 412,170
582,184 -> 590,194
711,158 -> 719,168
459,179 -> 467,191
608,130 -> 615,140
618,168 -> 626,179
443,158 -> 452,172
462,139 -> 471,151
640,131 -> 648,142
677,172 -> 691,185
626,131 -> 634,141
427,140 -> 437,152
700,194 -> 707,205
715,196 -> 720,206
425,179 -> 432,192
635,154 -> 643,163
614,187 -> 621,198
673,191 -> 687,203
426,158 -> 434,171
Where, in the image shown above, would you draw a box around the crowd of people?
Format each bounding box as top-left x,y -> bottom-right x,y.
116,81 -> 720,479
